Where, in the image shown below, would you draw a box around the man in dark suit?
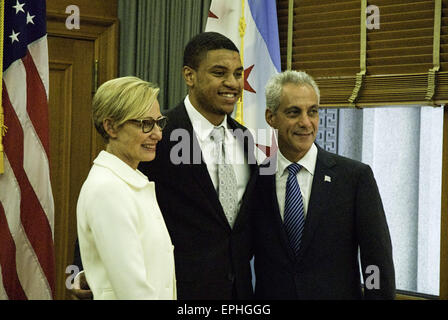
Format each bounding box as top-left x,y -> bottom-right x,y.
252,70 -> 395,299
138,32 -> 257,300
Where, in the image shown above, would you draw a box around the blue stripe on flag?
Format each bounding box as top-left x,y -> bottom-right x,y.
247,0 -> 281,72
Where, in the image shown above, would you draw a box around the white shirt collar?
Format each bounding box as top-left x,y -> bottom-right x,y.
94,150 -> 150,189
184,95 -> 233,143
277,143 -> 318,177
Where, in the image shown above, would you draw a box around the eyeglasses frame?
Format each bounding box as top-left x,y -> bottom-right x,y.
128,116 -> 168,133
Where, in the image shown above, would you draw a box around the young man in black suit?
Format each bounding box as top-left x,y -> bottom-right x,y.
138,32 -> 257,300
252,70 -> 395,299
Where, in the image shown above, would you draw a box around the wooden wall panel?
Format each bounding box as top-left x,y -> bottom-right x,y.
49,61 -> 73,300
46,0 -> 118,299
47,0 -> 117,19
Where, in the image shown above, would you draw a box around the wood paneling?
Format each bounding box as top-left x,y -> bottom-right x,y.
46,0 -> 117,19
46,0 -> 118,299
48,60 -> 73,300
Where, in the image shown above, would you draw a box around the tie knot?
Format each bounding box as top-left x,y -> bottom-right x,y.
287,163 -> 302,176
211,126 -> 225,143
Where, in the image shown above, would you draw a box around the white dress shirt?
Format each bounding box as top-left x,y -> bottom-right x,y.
184,96 -> 250,211
276,143 -> 318,221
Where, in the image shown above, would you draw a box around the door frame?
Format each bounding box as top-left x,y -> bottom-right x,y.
47,10 -> 118,300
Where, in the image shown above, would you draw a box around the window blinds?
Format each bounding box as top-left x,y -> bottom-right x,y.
277,0 -> 448,107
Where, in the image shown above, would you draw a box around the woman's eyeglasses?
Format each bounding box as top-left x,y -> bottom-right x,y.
128,116 -> 168,133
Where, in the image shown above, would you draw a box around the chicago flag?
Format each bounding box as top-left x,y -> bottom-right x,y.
205,0 -> 281,159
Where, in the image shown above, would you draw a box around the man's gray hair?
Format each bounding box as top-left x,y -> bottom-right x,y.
265,70 -> 320,113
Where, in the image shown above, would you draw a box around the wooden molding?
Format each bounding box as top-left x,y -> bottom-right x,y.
46,0 -> 117,19
47,11 -> 118,40
46,9 -> 117,161
47,3 -> 118,299
49,61 -> 73,299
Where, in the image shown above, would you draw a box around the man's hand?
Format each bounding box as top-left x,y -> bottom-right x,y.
68,271 -> 93,300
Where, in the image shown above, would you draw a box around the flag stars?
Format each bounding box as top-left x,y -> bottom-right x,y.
9,30 -> 21,43
26,12 -> 35,24
244,65 -> 256,93
208,10 -> 218,19
13,0 -> 25,14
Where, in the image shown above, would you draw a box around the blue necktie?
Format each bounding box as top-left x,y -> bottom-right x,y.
284,163 -> 305,256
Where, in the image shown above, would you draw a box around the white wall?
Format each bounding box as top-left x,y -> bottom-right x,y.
338,105 -> 443,295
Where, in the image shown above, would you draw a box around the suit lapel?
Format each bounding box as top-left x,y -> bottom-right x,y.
296,147 -> 336,263
262,146 -> 337,262
272,175 -> 298,260
226,116 -> 257,231
172,103 -> 230,230
172,104 -> 258,231
259,156 -> 298,260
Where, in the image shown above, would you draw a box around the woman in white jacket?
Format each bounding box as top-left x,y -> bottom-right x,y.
76,76 -> 176,299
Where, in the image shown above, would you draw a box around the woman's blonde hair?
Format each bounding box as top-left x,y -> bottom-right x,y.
92,76 -> 160,141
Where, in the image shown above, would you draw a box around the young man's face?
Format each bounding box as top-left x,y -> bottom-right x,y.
266,83 -> 319,163
184,49 -> 244,125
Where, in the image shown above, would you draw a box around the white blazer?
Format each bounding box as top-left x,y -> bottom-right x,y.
77,151 -> 176,299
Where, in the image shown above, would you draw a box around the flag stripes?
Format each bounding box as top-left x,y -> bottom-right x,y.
0,201 -> 27,299
23,51 -> 50,156
6,42 -> 55,230
2,74 -> 54,298
0,157 -> 52,300
1,0 -> 55,298
0,265 -> 10,299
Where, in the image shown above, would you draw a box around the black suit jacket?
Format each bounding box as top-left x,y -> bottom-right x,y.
252,146 -> 395,299
138,102 -> 257,300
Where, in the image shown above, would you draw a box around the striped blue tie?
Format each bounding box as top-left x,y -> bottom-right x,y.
284,163 -> 305,256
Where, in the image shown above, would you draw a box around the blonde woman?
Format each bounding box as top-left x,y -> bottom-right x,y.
76,76 -> 176,299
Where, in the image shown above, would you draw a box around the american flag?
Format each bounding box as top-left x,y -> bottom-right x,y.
0,0 -> 55,299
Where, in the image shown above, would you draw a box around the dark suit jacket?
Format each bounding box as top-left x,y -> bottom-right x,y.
252,146 -> 395,299
138,102 -> 257,300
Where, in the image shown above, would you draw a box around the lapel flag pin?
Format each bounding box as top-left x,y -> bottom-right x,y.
324,175 -> 332,183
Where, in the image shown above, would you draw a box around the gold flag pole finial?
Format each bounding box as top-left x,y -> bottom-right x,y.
0,0 -> 6,174
235,0 -> 246,125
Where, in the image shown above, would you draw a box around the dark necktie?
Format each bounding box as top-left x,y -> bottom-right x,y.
284,163 -> 305,256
